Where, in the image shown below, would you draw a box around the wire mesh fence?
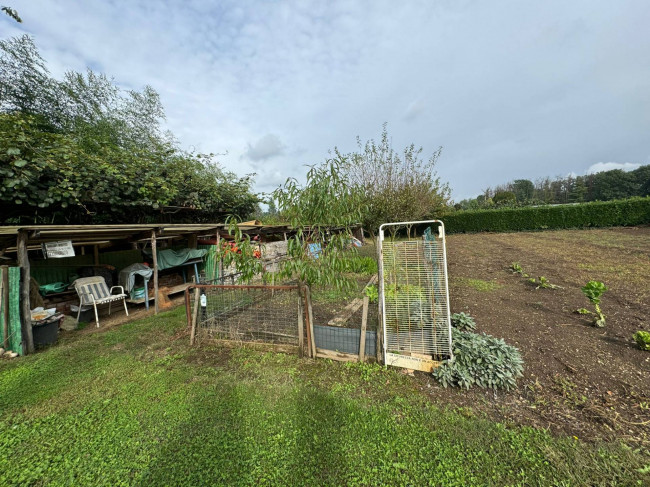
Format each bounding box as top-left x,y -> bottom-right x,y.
187,285 -> 304,352
379,221 -> 452,370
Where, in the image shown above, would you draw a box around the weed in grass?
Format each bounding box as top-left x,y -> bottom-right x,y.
456,277 -> 502,292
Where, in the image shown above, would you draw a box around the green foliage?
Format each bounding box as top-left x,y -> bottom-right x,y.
576,308 -> 591,315
456,277 -> 501,292
217,216 -> 264,283
433,329 -> 524,390
510,262 -> 529,277
0,35 -> 258,223
342,255 -> 378,275
493,190 -> 517,206
0,307 -> 647,486
272,157 -> 365,291
450,312 -> 476,332
581,281 -> 608,327
444,197 -> 650,233
364,284 -> 378,303
633,331 -> 650,351
337,123 -> 450,236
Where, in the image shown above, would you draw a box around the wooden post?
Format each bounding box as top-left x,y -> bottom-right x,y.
297,291 -> 305,358
305,285 -> 316,358
188,233 -> 197,249
359,295 -> 369,362
190,287 -> 200,345
1,266 -> 8,349
17,230 -> 34,354
93,245 -> 99,266
151,229 -> 159,314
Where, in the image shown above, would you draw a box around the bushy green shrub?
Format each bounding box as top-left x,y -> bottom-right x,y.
432,329 -> 524,390
633,331 -> 650,351
451,312 -> 476,332
443,197 -> 650,234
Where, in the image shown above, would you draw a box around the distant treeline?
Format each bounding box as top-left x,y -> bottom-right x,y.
455,165 -> 650,210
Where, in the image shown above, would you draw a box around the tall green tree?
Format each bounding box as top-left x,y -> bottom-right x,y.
338,124 -> 450,236
0,35 -> 259,223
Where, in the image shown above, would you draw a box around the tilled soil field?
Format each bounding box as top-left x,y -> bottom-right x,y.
418,226 -> 650,446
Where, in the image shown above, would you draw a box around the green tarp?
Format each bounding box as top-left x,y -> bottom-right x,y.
1,267 -> 22,355
146,248 -> 208,271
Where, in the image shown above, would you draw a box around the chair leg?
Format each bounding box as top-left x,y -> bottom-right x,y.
123,298 -> 129,316
76,303 -> 82,323
93,303 -> 100,328
109,301 -> 112,315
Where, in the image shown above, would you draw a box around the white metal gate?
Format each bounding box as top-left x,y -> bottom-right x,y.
378,220 -> 453,372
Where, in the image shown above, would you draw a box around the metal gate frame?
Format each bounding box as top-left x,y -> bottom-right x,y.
378,220 -> 453,372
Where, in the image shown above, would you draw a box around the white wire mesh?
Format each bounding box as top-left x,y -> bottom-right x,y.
379,223 -> 452,360
192,286 -> 302,346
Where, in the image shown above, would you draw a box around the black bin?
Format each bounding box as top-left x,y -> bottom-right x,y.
32,319 -> 59,348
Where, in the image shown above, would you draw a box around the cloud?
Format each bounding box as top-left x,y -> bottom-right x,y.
244,134 -> 286,162
586,162 -> 642,174
3,0 -> 649,200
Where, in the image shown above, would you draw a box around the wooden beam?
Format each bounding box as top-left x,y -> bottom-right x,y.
359,295 -> 369,362
315,348 -> 359,363
297,291 -> 305,358
151,229 -> 159,314
305,285 -> 316,358
17,230 -> 34,354
190,287 -> 200,346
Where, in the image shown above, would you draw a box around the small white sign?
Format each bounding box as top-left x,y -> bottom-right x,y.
44,240 -> 75,258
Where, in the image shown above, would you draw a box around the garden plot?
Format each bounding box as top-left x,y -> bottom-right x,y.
421,226 -> 650,446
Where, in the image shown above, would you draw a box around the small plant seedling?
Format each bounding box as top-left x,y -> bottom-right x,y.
575,308 -> 591,315
364,284 -> 378,303
510,262 -> 529,277
529,276 -> 561,290
580,281 -> 607,327
633,331 -> 650,351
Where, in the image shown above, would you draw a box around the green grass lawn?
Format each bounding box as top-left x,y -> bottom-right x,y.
1,307 -> 647,486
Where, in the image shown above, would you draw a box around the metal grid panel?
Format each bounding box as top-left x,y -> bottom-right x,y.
379,221 -> 452,361
192,286 -> 301,346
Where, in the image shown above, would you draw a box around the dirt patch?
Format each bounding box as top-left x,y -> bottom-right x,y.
418,226 -> 650,446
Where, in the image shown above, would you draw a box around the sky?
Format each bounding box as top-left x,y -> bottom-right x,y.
2,0 -> 649,201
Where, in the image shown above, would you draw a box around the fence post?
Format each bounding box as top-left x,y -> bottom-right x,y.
305,285 -> 316,358
17,230 -> 33,354
359,295 -> 369,362
297,290 -> 305,358
189,287 -> 201,346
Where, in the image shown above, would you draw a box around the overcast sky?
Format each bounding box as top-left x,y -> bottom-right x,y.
2,0 -> 649,200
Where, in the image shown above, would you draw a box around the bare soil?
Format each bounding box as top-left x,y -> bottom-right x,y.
417,226 -> 650,446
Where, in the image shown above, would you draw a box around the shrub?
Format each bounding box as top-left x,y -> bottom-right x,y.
432,329 -> 524,390
443,197 -> 650,234
633,331 -> 650,351
343,256 -> 378,275
451,312 -> 476,332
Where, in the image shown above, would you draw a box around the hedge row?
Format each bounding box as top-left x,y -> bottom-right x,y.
443,197 -> 650,234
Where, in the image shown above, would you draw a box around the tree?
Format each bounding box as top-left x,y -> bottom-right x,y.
0,35 -> 259,223
511,179 -> 534,203
338,124 -> 450,237
493,191 -> 517,206
271,157 -> 365,290
1,6 -> 21,23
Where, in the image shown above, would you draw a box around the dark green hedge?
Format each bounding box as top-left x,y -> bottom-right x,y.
443,197 -> 650,233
